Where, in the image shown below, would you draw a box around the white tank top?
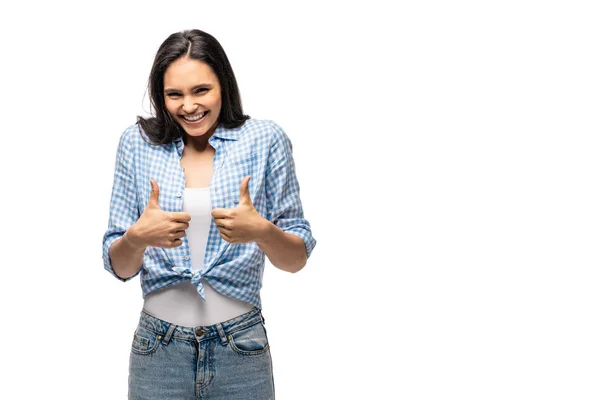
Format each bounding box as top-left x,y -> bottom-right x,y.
142,187 -> 254,327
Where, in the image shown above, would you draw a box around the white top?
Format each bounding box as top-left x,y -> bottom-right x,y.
142,187 -> 254,327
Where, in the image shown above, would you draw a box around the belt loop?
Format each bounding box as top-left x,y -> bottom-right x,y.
161,323 -> 176,345
216,322 -> 228,346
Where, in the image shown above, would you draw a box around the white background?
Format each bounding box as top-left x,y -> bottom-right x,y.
1,1 -> 599,399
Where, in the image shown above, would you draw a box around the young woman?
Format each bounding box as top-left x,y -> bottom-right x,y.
102,29 -> 317,399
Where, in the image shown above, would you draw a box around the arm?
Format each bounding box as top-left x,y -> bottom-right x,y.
102,126 -> 146,281
258,122 -> 317,273
108,230 -> 146,280
256,221 -> 307,273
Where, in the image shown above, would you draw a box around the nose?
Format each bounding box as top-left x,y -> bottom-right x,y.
182,96 -> 198,114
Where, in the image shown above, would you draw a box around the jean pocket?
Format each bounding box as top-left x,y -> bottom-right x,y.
228,321 -> 270,356
131,326 -> 162,356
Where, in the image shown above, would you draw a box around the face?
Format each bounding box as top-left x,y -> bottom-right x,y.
163,57 -> 222,138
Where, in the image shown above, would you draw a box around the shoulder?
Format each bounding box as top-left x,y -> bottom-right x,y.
239,118 -> 291,148
118,123 -> 155,149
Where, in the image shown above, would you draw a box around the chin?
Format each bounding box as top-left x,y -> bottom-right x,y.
185,130 -> 209,138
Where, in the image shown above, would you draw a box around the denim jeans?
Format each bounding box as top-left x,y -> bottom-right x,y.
128,307 -> 275,399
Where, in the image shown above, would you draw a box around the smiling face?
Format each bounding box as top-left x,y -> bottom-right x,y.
163,57 -> 222,139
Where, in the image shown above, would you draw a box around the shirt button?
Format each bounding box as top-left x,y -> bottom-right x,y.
183,255 -> 189,260
176,192 -> 182,198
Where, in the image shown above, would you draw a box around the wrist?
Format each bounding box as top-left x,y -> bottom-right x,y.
123,227 -> 146,250
255,218 -> 276,245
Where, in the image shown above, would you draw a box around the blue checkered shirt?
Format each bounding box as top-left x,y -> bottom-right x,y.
102,119 -> 317,309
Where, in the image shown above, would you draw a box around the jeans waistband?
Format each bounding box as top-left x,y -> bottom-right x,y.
137,306 -> 264,345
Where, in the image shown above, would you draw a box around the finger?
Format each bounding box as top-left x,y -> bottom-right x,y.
213,218 -> 229,229
216,223 -> 232,232
173,221 -> 190,231
167,238 -> 183,248
148,180 -> 161,208
211,208 -> 231,219
170,212 -> 192,222
218,231 -> 232,242
239,176 -> 252,205
171,230 -> 186,239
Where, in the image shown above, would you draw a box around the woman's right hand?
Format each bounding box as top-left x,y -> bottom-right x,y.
126,180 -> 191,249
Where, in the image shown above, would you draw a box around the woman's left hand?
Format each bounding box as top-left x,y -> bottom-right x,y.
211,176 -> 268,244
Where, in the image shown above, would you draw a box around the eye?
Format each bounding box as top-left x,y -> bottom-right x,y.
195,88 -> 208,94
166,93 -> 181,98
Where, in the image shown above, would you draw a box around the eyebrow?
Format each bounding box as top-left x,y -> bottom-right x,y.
164,84 -> 212,93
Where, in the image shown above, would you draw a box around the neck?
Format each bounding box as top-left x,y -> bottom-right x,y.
183,134 -> 211,152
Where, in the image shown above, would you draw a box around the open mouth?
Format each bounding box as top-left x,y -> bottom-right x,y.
181,111 -> 208,124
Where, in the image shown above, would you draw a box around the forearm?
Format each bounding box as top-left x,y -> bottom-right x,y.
109,228 -> 146,280
256,220 -> 307,273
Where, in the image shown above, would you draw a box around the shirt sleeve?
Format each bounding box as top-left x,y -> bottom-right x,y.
101,126 -> 142,282
265,121 -> 317,259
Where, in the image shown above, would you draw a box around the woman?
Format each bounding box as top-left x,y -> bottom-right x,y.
102,29 -> 317,399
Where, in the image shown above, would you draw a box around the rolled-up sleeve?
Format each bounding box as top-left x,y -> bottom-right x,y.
102,126 -> 141,282
265,121 -> 317,259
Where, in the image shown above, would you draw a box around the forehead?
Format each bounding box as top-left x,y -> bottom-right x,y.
163,57 -> 218,87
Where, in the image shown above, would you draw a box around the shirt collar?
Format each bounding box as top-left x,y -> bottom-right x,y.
174,123 -> 241,148
211,123 -> 242,141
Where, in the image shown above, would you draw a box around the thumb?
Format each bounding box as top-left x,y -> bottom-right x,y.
148,179 -> 161,208
239,176 -> 252,205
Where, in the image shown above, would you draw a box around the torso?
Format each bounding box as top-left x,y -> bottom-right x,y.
142,143 -> 254,327
180,145 -> 215,188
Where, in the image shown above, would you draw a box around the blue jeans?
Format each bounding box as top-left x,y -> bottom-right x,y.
128,307 -> 275,399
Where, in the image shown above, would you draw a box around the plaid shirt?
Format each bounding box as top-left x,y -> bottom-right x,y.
102,119 -> 317,309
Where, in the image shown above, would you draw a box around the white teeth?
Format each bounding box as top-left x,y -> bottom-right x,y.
183,112 -> 206,121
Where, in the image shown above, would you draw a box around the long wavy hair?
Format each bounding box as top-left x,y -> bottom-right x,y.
137,29 -> 250,145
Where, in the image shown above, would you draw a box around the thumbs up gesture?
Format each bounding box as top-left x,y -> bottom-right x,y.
211,176 -> 267,244
126,180 -> 192,249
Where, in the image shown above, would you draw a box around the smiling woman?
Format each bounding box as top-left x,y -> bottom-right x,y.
163,57 -> 222,138
101,29 -> 317,399
136,29 -> 249,147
